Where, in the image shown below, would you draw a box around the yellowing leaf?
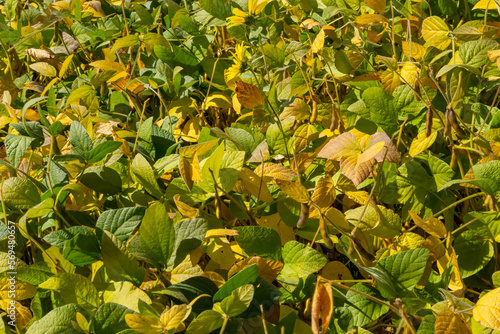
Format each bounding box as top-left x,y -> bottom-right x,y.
357,140 -> 385,164
474,288 -> 500,330
228,257 -> 283,282
409,130 -> 438,157
0,278 -> 36,300
421,16 -> 451,49
59,54 -> 74,78
205,229 -> 239,238
161,304 -> 192,331
276,180 -> 309,203
408,211 -> 447,238
179,139 -> 218,158
312,28 -> 325,53
290,152 -> 316,173
125,314 -> 163,334
364,0 -> 386,13
235,81 -> 264,109
435,310 -> 472,334
402,41 -> 426,61
294,124 -> 319,152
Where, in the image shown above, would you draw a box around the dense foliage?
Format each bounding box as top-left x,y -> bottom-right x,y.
2,0 -> 500,332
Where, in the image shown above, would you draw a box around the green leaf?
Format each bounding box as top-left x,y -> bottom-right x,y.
198,143 -> 225,193
43,226 -> 94,248
39,273 -> 100,309
234,226 -> 282,260
1,177 -> 40,209
472,160 -> 500,197
102,231 -> 145,286
279,241 -> 327,285
70,121 -> 93,158
362,87 -> 398,136
427,154 -> 455,191
323,48 -> 353,77
219,151 -> 245,192
86,141 -> 122,163
186,310 -> 224,334
63,234 -> 101,267
220,284 -> 255,317
198,0 -> 231,20
4,134 -> 35,167
459,39 -> 497,68
94,303 -> 137,334
454,230 -> 494,278
95,206 -> 146,242
392,85 -> 426,116
111,35 -> 141,52
213,264 -> 260,302
172,218 -> 207,267
139,202 -> 175,268
132,153 -> 163,199
80,166 -> 122,195
344,283 -> 390,328
48,121 -> 63,136
26,304 -> 88,334
376,248 -> 430,296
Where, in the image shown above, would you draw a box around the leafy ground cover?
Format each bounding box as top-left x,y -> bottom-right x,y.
2,0 -> 500,332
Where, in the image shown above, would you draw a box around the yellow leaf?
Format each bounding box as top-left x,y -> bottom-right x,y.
239,167 -> 274,203
59,54 -> 74,78
228,256 -> 283,282
474,288 -> 500,330
161,304 -> 192,331
204,92 -> 232,109
408,211 -> 447,238
473,0 -> 498,10
409,130 -> 438,157
235,81 -> 264,109
290,152 -> 316,173
179,139 -> 218,159
0,277 -> 37,300
311,176 -> 336,208
125,314 -> 163,334
421,16 -> 451,49
311,279 -> 333,334
358,140 -> 385,164
436,246 -> 464,291
30,62 -> 57,77
400,62 -> 419,85
205,229 -> 239,238
173,194 -> 199,218
319,261 -> 354,284
89,60 -> 126,72
364,0 -> 386,13
435,310 -> 472,334
167,259 -> 204,284
276,180 -> 309,203
254,163 -> 298,183
257,213 -> 295,245
355,14 -> 388,25
206,238 -> 236,270
317,132 -> 360,160
311,28 -> 325,53
294,124 -> 319,152
402,41 -> 426,61
103,281 -> 152,312
380,69 -> 401,93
